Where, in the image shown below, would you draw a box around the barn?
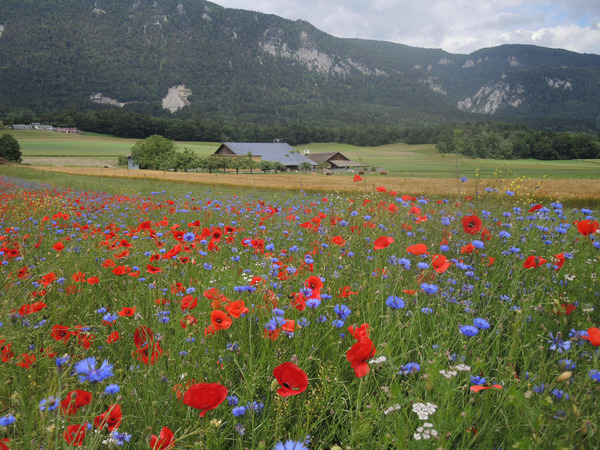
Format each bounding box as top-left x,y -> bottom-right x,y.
214,142 -> 316,170
306,152 -> 366,171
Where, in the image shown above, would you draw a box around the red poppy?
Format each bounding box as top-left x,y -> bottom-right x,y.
346,337 -> 376,378
64,423 -> 87,447
282,319 -> 296,334
348,323 -> 370,341
582,327 -> 600,346
52,241 -> 65,252
470,384 -> 503,392
183,383 -> 228,417
180,315 -> 198,329
373,236 -> 394,250
528,204 -> 543,212
523,255 -> 547,269
331,236 -> 346,247
146,264 -> 162,274
225,300 -> 249,318
0,438 -> 9,450
72,271 -> 86,282
553,253 -> 565,271
181,295 -> 198,311
40,272 -> 57,286
94,404 -> 122,431
210,310 -> 232,330
106,331 -> 120,344
305,275 -> 324,292
431,254 -> 451,273
461,215 -> 482,235
559,303 -> 577,316
51,325 -> 71,343
87,276 -> 100,285
118,306 -> 136,317
406,243 -> 429,255
353,175 -> 363,182
61,390 -> 93,415
576,219 -> 599,236
16,352 -> 36,369
150,426 -> 176,450
273,362 -> 309,397
376,186 -> 387,193
461,243 -> 475,254
203,287 -> 221,300
339,286 -> 358,297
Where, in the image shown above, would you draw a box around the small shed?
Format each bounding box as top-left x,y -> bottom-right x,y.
126,155 -> 139,170
307,152 -> 366,171
214,142 -> 317,170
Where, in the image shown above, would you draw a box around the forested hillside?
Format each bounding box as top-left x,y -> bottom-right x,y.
0,0 -> 599,129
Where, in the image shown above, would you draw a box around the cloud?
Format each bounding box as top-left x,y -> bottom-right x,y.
213,0 -> 600,55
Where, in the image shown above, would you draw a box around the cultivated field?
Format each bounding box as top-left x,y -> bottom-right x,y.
8,130 -> 600,180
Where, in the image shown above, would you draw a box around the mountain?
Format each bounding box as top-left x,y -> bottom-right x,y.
1,0 -> 599,129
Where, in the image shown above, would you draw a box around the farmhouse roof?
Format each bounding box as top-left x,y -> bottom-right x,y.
215,142 -> 316,166
307,151 -> 365,167
307,152 -> 349,163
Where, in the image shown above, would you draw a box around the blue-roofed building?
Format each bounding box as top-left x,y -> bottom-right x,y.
214,142 -> 317,170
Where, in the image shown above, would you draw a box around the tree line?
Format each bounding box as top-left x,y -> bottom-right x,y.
434,122 -> 600,160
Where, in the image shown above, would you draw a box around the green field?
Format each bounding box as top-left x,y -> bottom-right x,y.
7,130 -> 600,179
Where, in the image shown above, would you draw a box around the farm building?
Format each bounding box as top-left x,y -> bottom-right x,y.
306,152 -> 366,171
214,142 -> 316,170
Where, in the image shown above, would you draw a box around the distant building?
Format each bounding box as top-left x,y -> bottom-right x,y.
126,155 -> 139,170
11,124 -> 32,130
214,142 -> 317,170
306,151 -> 366,171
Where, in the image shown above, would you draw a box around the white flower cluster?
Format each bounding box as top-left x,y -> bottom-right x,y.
369,356 -> 387,365
383,404 -> 401,415
413,422 -> 438,440
439,369 -> 457,379
412,402 -> 437,420
451,364 -> 471,372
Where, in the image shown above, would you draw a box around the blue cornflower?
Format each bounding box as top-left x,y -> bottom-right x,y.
473,318 -> 490,329
551,389 -> 569,401
306,298 -> 321,309
39,396 -> 60,411
227,395 -> 239,406
74,357 -> 114,383
0,414 -> 15,427
232,406 -> 246,417
183,232 -> 196,242
110,431 -> 132,445
548,332 -> 571,353
421,307 -> 434,315
589,370 -> 600,382
420,283 -> 438,294
470,375 -> 486,385
398,362 -> 420,374
332,319 -> 345,328
273,440 -> 309,450
105,384 -> 121,394
460,325 -> 479,337
472,240 -> 485,249
333,304 -> 351,320
385,296 -> 405,309
460,177 -> 468,182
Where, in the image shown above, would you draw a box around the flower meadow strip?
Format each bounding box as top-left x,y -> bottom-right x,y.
0,175 -> 599,448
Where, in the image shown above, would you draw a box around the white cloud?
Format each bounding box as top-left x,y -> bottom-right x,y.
213,0 -> 600,55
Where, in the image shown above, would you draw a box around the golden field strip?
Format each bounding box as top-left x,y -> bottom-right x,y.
24,165 -> 600,200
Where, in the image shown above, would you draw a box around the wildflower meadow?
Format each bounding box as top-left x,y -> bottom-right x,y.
0,173 -> 599,449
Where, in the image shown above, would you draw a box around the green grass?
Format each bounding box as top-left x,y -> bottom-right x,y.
6,130 -> 600,178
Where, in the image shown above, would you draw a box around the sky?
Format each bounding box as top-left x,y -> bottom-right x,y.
213,0 -> 600,55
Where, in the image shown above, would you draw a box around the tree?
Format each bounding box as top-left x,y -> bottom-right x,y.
0,134 -> 22,163
130,135 -> 176,170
